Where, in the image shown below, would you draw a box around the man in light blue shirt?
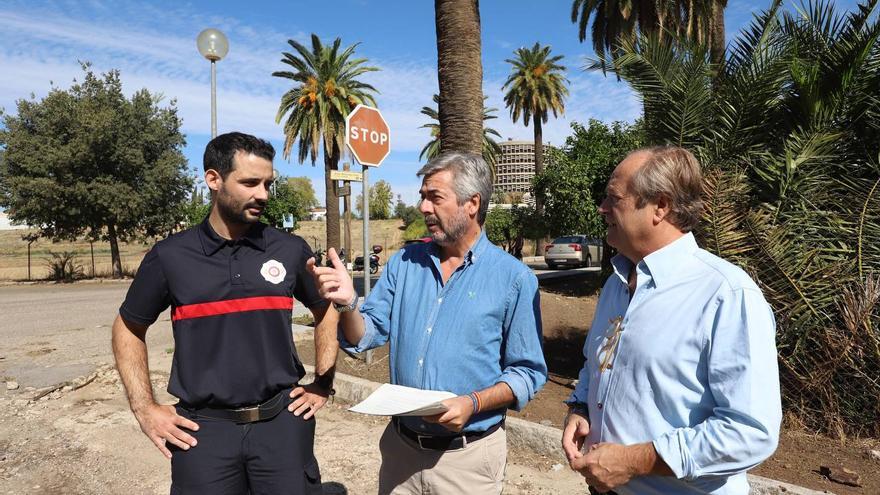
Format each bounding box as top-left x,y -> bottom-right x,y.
309,152 -> 547,494
562,146 -> 781,494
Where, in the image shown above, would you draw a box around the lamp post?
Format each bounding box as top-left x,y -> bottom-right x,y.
196,28 -> 229,138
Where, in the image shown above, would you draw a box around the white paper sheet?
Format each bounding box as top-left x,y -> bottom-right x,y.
348,383 -> 457,416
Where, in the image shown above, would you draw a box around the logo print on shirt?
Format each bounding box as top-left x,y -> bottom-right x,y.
260,259 -> 287,285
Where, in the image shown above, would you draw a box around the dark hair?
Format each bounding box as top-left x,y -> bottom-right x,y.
203,132 -> 275,178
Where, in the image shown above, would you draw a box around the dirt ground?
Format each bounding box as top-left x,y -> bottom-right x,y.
298,273 -> 880,494
0,282 -> 587,494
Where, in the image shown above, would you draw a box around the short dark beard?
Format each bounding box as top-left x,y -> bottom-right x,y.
215,189 -> 261,226
426,207 -> 470,246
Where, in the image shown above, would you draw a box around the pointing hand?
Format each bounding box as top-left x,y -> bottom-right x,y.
307,247 -> 356,306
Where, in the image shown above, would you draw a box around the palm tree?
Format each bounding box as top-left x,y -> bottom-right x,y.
503,43 -> 568,255
435,0 -> 484,155
605,0 -> 880,437
273,35 -> 378,252
571,0 -> 728,68
419,94 -> 502,167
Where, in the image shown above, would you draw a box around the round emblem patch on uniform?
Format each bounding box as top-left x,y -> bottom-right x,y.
260,259 -> 287,285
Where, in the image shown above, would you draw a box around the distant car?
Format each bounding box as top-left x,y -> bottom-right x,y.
544,235 -> 603,269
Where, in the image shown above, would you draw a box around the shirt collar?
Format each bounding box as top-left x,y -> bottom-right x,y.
198,218 -> 267,256
427,230 -> 490,266
610,232 -> 698,288
468,230 -> 491,265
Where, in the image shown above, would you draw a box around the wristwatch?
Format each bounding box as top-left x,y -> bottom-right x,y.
333,293 -> 358,313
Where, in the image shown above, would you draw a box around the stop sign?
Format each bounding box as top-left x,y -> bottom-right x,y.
345,104 -> 391,167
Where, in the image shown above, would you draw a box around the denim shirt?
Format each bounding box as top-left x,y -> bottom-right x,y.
568,233 -> 781,495
341,231 -> 547,435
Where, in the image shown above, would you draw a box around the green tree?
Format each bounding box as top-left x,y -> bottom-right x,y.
393,195 -> 422,227
419,94 -> 503,167
0,65 -> 191,277
273,34 -> 379,252
503,42 -> 569,255
287,176 -> 319,210
262,176 -> 318,228
571,0 -> 727,69
485,205 -> 542,258
182,185 -> 210,227
355,179 -> 394,220
606,0 -> 880,435
403,216 -> 429,240
535,120 -> 644,244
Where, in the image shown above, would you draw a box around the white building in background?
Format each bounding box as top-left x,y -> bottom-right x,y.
0,212 -> 27,230
495,139 -> 536,195
308,207 -> 327,221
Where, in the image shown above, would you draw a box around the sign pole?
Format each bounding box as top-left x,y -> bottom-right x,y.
362,164 -> 372,365
344,103 -> 390,367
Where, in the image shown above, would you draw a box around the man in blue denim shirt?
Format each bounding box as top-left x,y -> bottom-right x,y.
309,152 -> 547,494
561,147 -> 781,494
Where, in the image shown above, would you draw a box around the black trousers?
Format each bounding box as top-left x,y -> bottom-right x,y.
169,405 -> 322,495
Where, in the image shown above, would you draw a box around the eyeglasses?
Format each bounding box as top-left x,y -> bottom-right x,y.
598,316 -> 624,373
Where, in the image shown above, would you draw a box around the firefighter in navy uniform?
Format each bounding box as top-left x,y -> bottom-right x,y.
112,132 -> 339,494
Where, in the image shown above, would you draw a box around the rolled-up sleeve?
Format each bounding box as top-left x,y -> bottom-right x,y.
652,287 -> 782,480
338,251 -> 399,353
499,271 -> 548,411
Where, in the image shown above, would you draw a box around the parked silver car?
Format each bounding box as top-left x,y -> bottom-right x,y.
544,235 -> 603,269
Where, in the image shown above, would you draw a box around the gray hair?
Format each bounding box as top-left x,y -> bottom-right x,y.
629,146 -> 704,232
417,152 -> 494,225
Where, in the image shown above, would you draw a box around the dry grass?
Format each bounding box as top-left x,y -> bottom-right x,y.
0,219 -> 406,281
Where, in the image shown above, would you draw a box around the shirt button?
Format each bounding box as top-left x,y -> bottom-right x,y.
418,359 -> 423,366
597,402 -> 603,410
234,274 -> 241,278
438,298 -> 443,303
427,327 -> 432,334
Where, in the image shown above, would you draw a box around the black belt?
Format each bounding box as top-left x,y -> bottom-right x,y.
178,388 -> 290,423
393,417 -> 504,451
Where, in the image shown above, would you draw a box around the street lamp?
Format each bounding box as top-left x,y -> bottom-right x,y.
196,28 -> 229,138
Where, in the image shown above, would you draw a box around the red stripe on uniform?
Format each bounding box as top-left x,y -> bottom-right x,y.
172,296 -> 294,321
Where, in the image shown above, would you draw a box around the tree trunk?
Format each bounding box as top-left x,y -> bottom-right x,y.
533,117 -> 546,256
435,0 -> 483,155
710,0 -> 727,69
324,145 -> 341,253
108,222 -> 122,278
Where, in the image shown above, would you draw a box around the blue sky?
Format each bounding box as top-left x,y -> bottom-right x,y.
0,0 -> 862,206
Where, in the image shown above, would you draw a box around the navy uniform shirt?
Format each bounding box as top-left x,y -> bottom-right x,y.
119,219 -> 326,408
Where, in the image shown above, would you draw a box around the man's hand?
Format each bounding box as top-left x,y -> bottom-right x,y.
307,248 -> 355,306
288,384 -> 330,420
422,395 -> 475,433
133,403 -> 199,459
571,442 -> 638,493
562,408 -> 591,463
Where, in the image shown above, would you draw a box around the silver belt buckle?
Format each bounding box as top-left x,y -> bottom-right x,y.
234,405 -> 260,422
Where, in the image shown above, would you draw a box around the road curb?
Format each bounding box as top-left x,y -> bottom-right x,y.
302,365 -> 832,495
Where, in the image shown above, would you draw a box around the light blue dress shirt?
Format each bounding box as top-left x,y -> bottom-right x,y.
568,233 -> 781,494
341,231 -> 547,435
